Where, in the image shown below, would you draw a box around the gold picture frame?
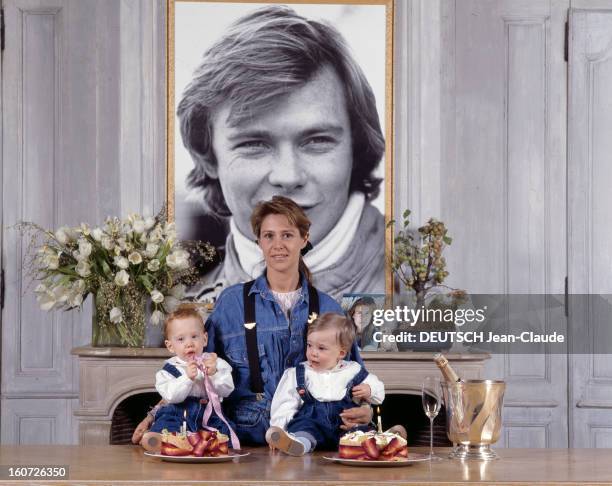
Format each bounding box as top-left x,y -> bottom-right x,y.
167,0 -> 394,297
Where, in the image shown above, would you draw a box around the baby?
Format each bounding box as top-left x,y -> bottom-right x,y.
140,304 -> 235,451
265,312 -> 385,456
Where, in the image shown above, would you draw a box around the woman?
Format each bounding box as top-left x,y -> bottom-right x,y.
133,196 -> 372,446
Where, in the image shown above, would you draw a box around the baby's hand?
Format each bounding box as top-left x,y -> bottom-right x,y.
186,361 -> 199,380
202,353 -> 218,376
352,383 -> 372,401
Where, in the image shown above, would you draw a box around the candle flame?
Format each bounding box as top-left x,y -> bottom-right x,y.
183,410 -> 187,419
377,406 -> 381,414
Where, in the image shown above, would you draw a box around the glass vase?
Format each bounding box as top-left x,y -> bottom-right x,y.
91,293 -> 146,347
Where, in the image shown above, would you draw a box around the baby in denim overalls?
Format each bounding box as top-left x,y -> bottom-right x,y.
141,305 -> 235,450
265,312 -> 385,456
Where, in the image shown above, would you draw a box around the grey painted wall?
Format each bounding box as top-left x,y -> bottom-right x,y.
2,0 -> 612,447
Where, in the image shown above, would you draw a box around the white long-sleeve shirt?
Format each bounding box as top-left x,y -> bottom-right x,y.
270,360 -> 385,430
155,356 -> 234,404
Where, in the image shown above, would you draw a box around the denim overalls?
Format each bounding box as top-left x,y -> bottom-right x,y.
149,363 -> 234,437
205,272 -> 362,445
286,362 -> 372,450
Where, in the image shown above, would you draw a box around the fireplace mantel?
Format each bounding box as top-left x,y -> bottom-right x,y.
71,346 -> 489,445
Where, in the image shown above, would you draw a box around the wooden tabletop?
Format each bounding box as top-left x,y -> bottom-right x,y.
0,445 -> 611,485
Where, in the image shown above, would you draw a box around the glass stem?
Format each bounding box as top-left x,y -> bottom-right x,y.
429,417 -> 434,457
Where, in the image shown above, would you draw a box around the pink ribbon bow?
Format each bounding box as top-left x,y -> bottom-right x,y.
195,354 -> 241,450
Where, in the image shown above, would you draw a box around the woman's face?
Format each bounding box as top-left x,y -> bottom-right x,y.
352,304 -> 374,333
258,214 -> 308,275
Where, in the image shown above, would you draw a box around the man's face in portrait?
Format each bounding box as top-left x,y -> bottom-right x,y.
210,65 -> 353,244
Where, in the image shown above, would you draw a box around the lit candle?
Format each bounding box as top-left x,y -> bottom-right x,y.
377,406 -> 382,433
182,410 -> 187,436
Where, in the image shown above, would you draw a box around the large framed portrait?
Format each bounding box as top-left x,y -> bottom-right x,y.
167,0 -> 394,301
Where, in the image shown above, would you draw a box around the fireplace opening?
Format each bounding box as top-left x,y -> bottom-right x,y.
111,392 -> 161,445
380,394 -> 451,447
111,392 -> 450,447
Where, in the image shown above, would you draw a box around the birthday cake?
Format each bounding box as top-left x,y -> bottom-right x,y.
160,430 -> 230,457
338,430 -> 408,461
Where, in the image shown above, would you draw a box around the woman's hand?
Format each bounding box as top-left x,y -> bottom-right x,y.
339,403 -> 373,430
131,399 -> 166,444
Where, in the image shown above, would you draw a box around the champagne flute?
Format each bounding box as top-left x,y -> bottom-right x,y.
422,376 -> 443,460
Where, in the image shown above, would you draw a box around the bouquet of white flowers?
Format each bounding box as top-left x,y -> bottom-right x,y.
18,207 -> 214,347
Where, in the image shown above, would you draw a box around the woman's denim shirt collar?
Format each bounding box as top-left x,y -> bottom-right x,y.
248,272 -> 309,304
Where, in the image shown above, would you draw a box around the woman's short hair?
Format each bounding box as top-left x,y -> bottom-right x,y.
307,312 -> 356,351
250,196 -> 312,282
177,5 -> 385,218
163,303 -> 206,340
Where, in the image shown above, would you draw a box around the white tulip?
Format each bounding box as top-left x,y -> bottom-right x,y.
109,307 -> 123,323
114,269 -> 129,287
113,255 -> 129,270
74,279 -> 86,293
76,260 -> 91,277
79,223 -> 91,236
54,226 -> 70,244
45,254 -> 60,270
166,250 -> 189,269
101,236 -> 114,250
144,217 -> 156,230
68,292 -> 83,308
145,243 -> 159,258
148,227 -> 162,243
53,285 -> 69,303
133,220 -> 146,233
78,238 -> 92,257
91,228 -> 104,241
34,283 -> 47,294
150,289 -> 164,304
37,290 -> 57,311
147,259 -> 160,272
166,227 -> 177,238
128,252 -> 142,265
150,309 -> 164,326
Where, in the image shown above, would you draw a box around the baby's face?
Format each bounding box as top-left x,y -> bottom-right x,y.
306,328 -> 346,371
164,316 -> 207,361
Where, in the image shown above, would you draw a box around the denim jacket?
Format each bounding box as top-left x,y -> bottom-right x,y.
205,272 -> 362,444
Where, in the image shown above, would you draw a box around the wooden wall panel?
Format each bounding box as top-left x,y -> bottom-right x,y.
568,8 -> 612,448
1,398 -> 74,444
1,0 -> 165,444
440,0 -> 568,447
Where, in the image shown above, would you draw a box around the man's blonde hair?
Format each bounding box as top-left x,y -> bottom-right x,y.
307,312 -> 356,350
163,303 -> 206,339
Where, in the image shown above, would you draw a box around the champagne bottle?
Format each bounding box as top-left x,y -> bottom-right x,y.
433,353 -> 463,383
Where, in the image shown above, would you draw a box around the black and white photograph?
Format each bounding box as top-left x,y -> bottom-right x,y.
167,0 -> 394,301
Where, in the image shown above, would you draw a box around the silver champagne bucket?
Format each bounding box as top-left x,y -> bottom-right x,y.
441,380 -> 506,460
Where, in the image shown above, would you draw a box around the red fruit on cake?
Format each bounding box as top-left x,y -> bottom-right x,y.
160,430 -> 230,457
338,430 -> 408,461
